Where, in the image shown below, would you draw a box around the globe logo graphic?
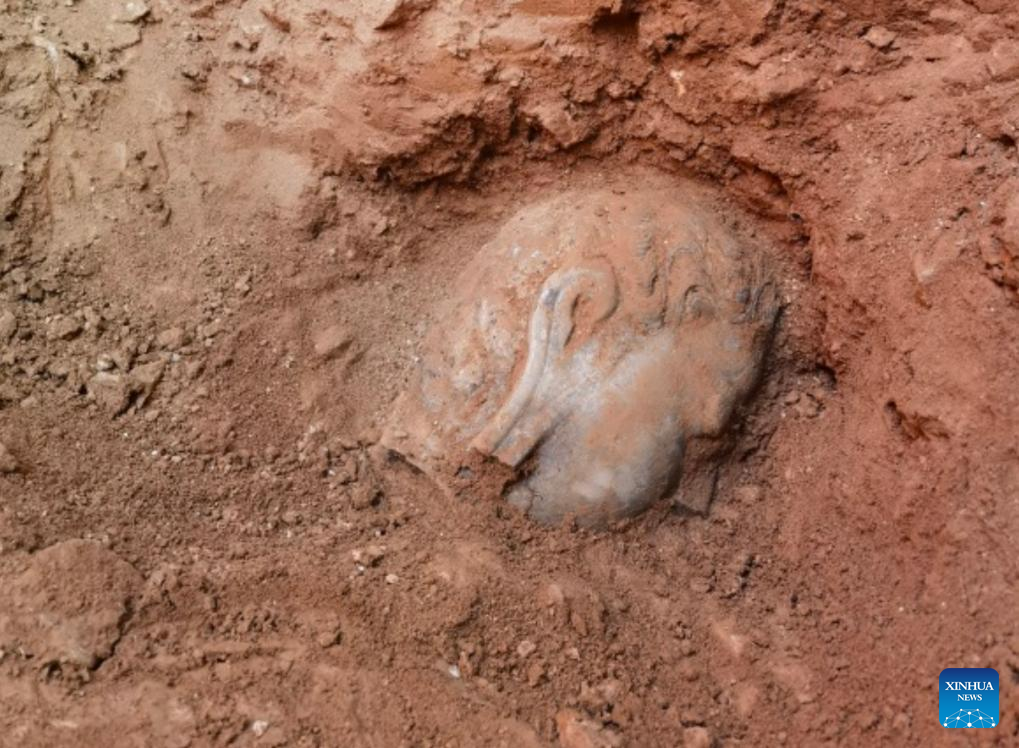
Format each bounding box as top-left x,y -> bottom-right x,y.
943,708 -> 996,729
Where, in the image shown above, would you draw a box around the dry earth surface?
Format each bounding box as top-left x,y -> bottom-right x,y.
1,0 -> 1019,746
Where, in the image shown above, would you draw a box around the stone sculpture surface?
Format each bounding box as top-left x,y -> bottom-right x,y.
382,180 -> 778,526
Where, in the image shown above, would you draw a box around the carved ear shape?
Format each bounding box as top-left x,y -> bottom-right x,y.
676,283 -> 717,323
470,262 -> 618,467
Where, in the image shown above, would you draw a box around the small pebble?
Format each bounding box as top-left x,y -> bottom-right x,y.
863,25 -> 897,50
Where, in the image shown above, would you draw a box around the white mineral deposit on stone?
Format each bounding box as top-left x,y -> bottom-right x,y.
382,178 -> 777,527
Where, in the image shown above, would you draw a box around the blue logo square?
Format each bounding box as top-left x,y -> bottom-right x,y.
939,668 -> 999,728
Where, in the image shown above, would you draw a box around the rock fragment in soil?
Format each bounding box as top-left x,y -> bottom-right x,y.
0,540 -> 142,669
0,309 -> 17,342
259,5 -> 291,33
104,23 -> 141,52
527,663 -> 545,686
115,0 -> 150,23
371,0 -> 434,30
130,360 -> 165,406
863,26 -> 897,50
312,323 -> 353,360
47,315 -> 83,340
316,619 -> 343,648
82,306 -> 103,332
349,476 -> 381,509
88,371 -> 133,415
0,381 -> 19,404
351,544 -> 386,567
87,359 -> 165,415
988,40 -> 1019,82
555,709 -> 621,748
156,327 -> 188,350
0,441 -> 19,473
734,484 -> 763,503
525,100 -> 593,148
683,726 -> 713,748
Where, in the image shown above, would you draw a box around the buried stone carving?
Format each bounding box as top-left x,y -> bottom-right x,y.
381,180 -> 778,526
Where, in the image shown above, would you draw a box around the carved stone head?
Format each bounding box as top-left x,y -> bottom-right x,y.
382,180 -> 777,526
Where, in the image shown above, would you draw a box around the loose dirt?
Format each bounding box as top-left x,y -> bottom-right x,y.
1,1 -> 1018,746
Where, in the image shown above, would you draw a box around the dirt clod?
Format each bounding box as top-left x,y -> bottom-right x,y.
47,315 -> 83,341
0,310 -> 17,342
88,372 -> 133,415
0,541 -> 141,670
556,709 -> 621,748
156,327 -> 188,350
863,26 -> 897,50
683,726 -> 713,748
312,323 -> 353,360
0,442 -> 18,473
